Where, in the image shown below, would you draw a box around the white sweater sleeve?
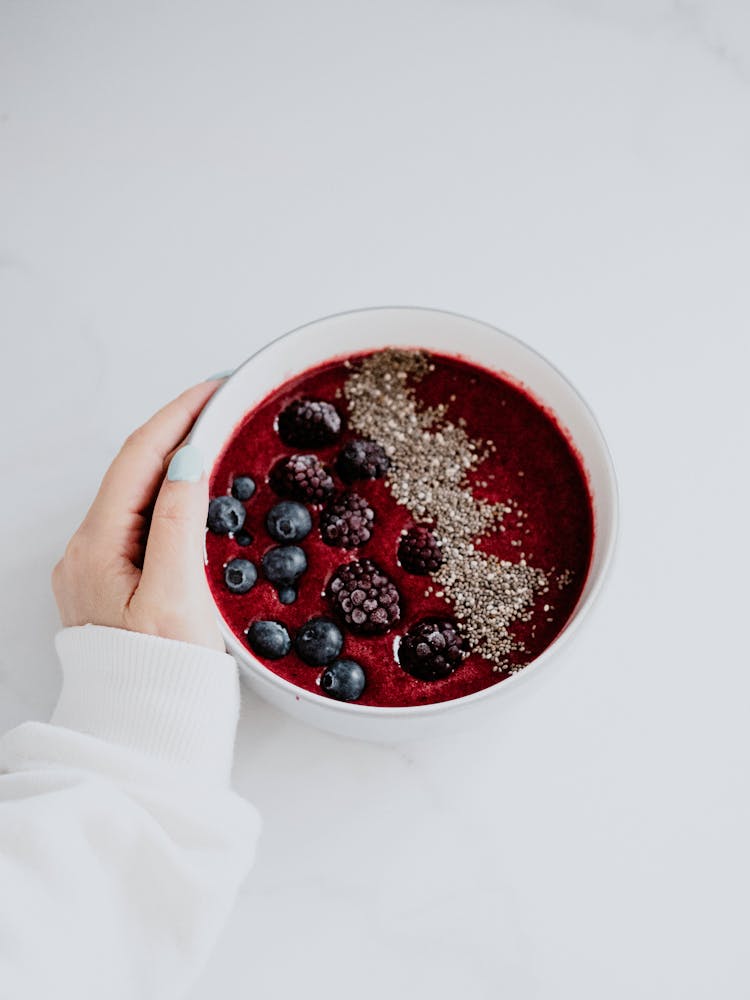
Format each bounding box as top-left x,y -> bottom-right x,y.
0,625 -> 261,1000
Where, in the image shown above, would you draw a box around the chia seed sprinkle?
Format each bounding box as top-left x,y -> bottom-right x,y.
344,349 -> 550,671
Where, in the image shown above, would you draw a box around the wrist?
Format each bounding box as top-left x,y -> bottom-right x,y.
52,625 -> 241,784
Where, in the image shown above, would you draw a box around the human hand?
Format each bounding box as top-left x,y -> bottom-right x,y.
53,380 -> 225,652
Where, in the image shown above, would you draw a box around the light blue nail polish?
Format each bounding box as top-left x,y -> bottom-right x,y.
167,444 -> 204,483
205,369 -> 234,381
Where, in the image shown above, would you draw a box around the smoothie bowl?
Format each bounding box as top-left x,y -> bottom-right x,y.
190,308 -> 618,741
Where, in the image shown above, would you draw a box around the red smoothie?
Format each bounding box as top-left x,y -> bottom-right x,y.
206,348 -> 594,708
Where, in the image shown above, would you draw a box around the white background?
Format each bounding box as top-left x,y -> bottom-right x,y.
1,2 -> 749,997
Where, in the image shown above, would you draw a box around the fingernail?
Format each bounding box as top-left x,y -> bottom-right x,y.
205,369 -> 234,382
167,444 -> 204,483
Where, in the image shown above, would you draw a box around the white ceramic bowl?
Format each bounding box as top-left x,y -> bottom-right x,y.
191,307 -> 618,742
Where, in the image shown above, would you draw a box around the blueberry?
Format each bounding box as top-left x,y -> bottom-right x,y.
235,529 -> 253,547
262,545 -> 307,586
207,495 -> 246,535
246,620 -> 291,660
295,617 -> 343,666
320,659 -> 366,701
278,586 -> 297,605
231,475 -> 256,501
266,501 -> 312,543
224,558 -> 257,594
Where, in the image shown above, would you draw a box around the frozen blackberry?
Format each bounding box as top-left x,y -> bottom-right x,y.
327,559 -> 401,635
336,439 -> 390,481
398,618 -> 466,681
277,399 -> 342,447
270,454 -> 335,503
398,525 -> 443,575
320,492 -> 375,549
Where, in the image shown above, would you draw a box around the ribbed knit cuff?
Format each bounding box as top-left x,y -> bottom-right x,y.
52,625 -> 240,784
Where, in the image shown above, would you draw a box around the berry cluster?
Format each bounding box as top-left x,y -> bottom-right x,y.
207,393 -> 470,701
246,616 -> 365,702
207,476 -> 261,595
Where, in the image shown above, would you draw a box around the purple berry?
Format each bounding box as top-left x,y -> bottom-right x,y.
278,399 -> 342,447
320,492 -> 375,549
336,439 -> 390,481
327,559 -> 402,635
398,619 -> 466,680
398,525 -> 443,575
270,454 -> 335,503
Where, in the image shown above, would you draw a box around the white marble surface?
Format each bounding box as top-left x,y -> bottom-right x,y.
2,1 -> 749,996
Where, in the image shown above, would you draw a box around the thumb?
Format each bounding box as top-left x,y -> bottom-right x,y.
137,443 -> 221,648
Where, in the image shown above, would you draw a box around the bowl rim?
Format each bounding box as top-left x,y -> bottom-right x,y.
191,305 -> 620,718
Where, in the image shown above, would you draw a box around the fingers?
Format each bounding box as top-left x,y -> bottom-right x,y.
133,443 -> 224,650
136,445 -> 216,633
84,380 -> 222,536
51,525 -> 140,629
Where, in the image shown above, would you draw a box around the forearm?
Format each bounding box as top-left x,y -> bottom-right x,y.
0,627 -> 259,1000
